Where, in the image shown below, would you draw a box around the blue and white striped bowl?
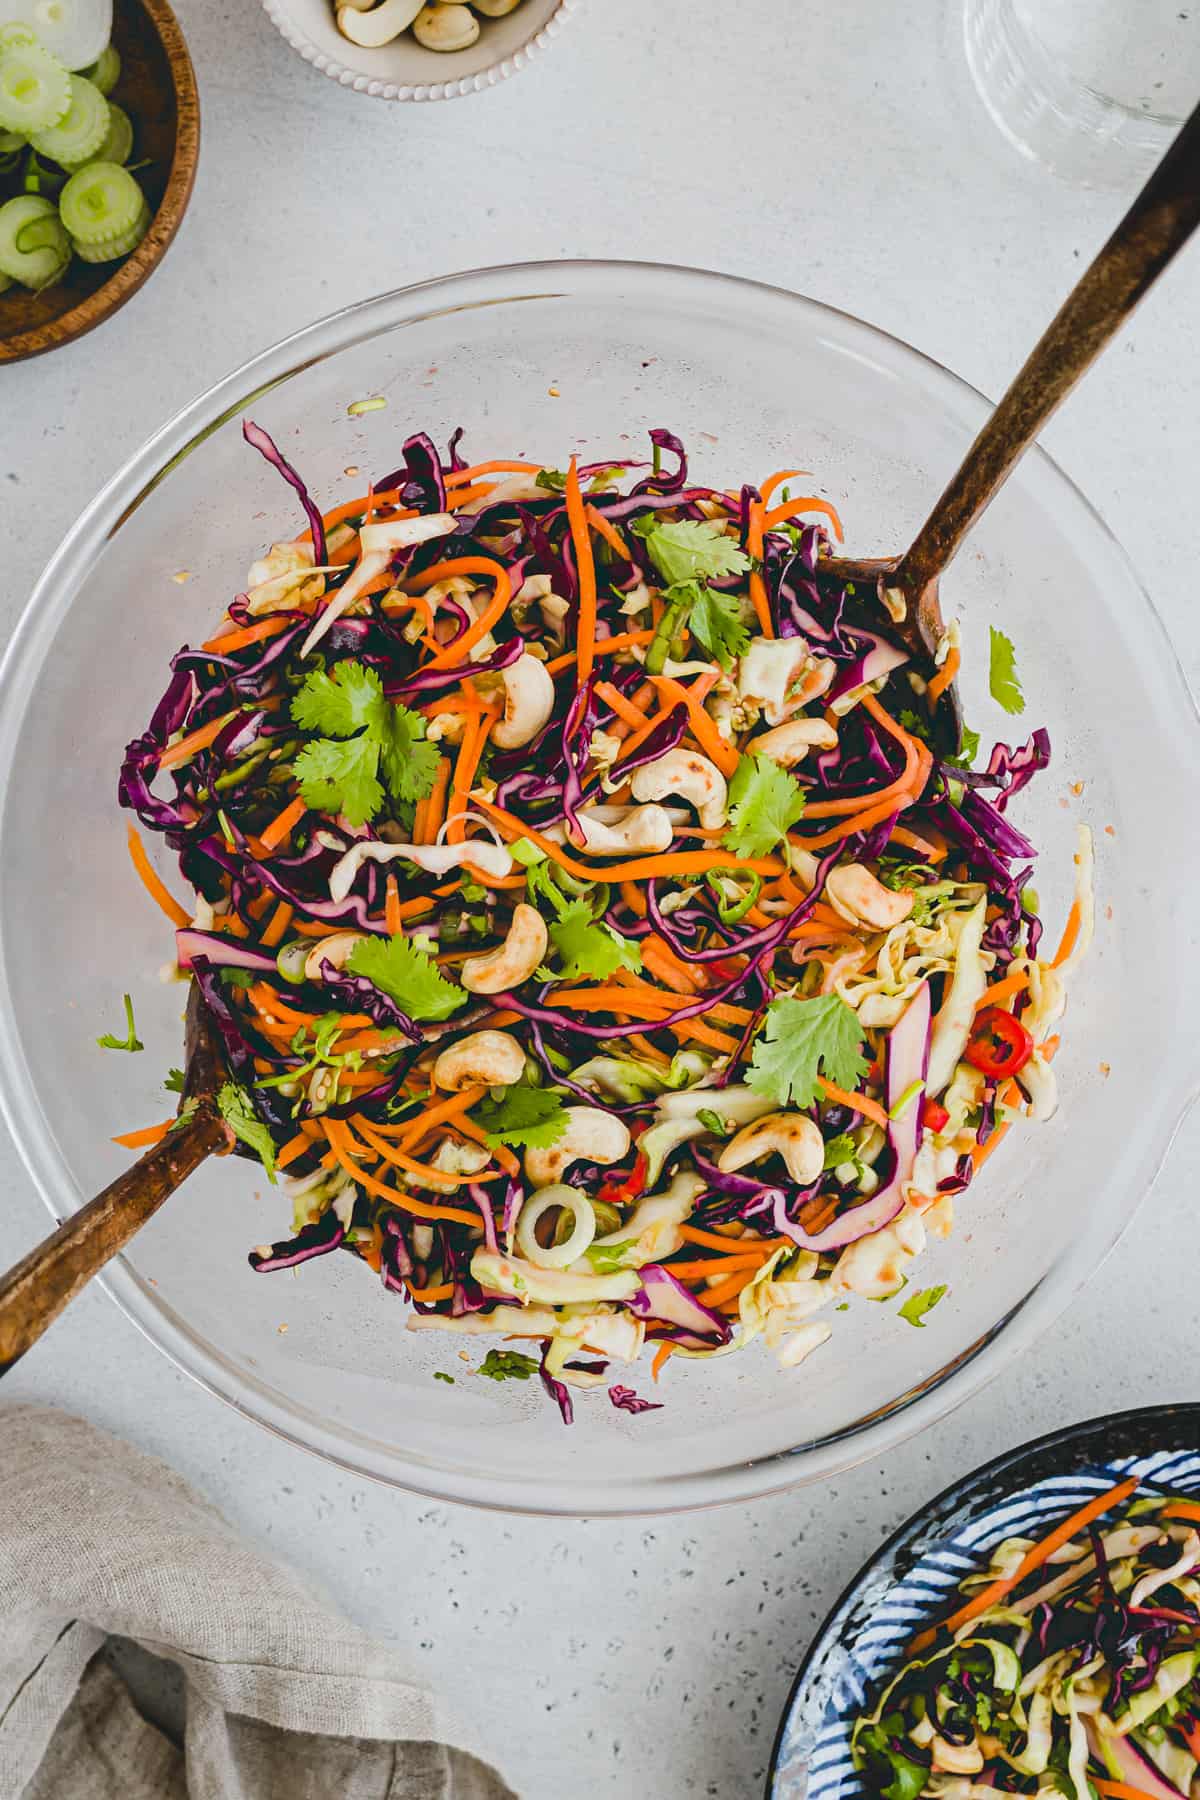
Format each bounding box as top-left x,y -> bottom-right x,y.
769,1406 -> 1200,1800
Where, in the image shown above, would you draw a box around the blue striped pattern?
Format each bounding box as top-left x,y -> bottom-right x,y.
772,1448 -> 1200,1800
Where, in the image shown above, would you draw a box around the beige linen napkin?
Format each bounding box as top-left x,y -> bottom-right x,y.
0,1405 -> 514,1800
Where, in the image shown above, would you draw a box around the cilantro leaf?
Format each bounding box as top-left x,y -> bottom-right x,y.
898,1283 -> 948,1328
217,1081 -> 277,1182
97,994 -> 143,1053
686,581 -> 750,671
164,1067 -> 185,1093
988,627 -> 1025,715
944,724 -> 981,770
543,897 -> 642,983
377,704 -> 442,804
293,734 -> 383,827
478,1349 -> 538,1382
291,660 -> 385,738
534,468 -> 567,492
724,754 -> 807,859
821,1131 -> 858,1171
475,1084 -> 568,1150
631,516 -> 751,587
346,934 -> 465,1022
748,994 -> 868,1109
290,661 -> 439,823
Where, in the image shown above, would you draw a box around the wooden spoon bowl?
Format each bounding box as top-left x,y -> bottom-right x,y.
0,0 -> 199,365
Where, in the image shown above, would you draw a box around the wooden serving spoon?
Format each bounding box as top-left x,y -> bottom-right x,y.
0,984 -> 233,1373
828,97 -> 1200,747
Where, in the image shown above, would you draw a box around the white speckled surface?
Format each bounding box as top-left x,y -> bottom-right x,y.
1,3 -> 1198,1794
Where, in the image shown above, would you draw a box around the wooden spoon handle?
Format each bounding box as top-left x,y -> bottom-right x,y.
0,1107 -> 227,1374
897,99 -> 1200,600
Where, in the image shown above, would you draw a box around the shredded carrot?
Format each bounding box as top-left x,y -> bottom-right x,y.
1163,1501 -> 1200,1524
696,1263 -> 761,1309
671,1016 -> 741,1055
383,874 -> 403,936
410,559 -> 513,669
910,1475 -> 1140,1651
471,796 -> 781,885
801,692 -> 924,819
586,503 -> 630,559
761,494 -> 845,539
407,1280 -> 455,1302
394,1085 -> 488,1142
564,457 -> 598,684
544,630 -> 655,677
126,824 -> 190,927
418,755 -> 453,846
594,680 -> 646,732
651,1342 -> 675,1382
1052,899 -> 1081,968
443,460 -> 541,486
258,796 -> 306,854
445,705 -> 500,844
1095,1782 -> 1168,1800
977,969 -> 1029,1012
746,498 -> 773,637
276,1131 -> 312,1170
645,674 -> 739,777
112,1119 -> 174,1149
202,614 -> 293,655
445,482 -> 498,512
757,469 -> 805,506
926,644 -> 960,708
665,1251 -> 774,1281
641,941 -> 703,996
157,710 -> 237,773
260,901 -> 294,948
816,1078 -> 890,1131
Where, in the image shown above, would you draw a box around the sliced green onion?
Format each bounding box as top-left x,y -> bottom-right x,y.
0,192 -> 69,288
29,73 -> 108,163
889,1078 -> 925,1121
71,197 -> 147,260
275,941 -> 310,985
59,158 -> 143,243
0,125 -> 26,151
347,395 -> 386,416
0,23 -> 39,54
63,96 -> 130,166
82,43 -> 119,94
704,867 -> 762,925
0,43 -> 72,134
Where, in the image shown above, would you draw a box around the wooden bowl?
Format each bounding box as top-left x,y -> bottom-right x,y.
0,0 -> 200,364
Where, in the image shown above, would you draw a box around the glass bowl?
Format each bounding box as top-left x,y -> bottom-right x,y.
1,261 -> 1196,1514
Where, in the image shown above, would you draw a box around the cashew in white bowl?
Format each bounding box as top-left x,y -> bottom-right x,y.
433,1029 -> 525,1092
629,748 -> 728,829
826,863 -> 915,932
337,0 -> 424,39
412,2 -> 480,49
750,717 -> 839,767
460,903 -> 548,994
566,804 -> 674,857
492,651 -> 555,750
718,1112 -> 824,1185
524,1106 -> 632,1188
303,930 -> 365,983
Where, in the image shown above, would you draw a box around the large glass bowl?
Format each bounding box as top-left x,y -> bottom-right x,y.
1,262 -> 1196,1514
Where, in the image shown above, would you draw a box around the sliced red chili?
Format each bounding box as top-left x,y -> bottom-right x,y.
964,1006 -> 1034,1079
922,1098 -> 950,1134
596,1151 -> 648,1208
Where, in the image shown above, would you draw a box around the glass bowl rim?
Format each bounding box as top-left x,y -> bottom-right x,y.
2,258 -> 1197,1515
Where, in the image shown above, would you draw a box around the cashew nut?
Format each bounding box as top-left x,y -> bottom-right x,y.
629,748 -> 728,829
750,717 -> 839,767
830,1214 -> 926,1299
412,2 -> 480,49
303,930 -> 365,983
329,838 -> 513,903
336,0 -> 423,42
524,1106 -> 631,1188
433,1029 -> 525,1092
472,0 -> 522,12
460,903 -> 548,994
566,804 -> 674,856
737,638 -> 813,725
491,650 -> 555,750
717,1112 -> 824,1184
826,863 -> 914,931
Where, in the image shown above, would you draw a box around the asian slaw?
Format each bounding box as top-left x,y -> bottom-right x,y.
116,424 -> 1091,1421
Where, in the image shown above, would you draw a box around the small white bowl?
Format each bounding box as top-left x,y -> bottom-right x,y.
260,0 -> 578,101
